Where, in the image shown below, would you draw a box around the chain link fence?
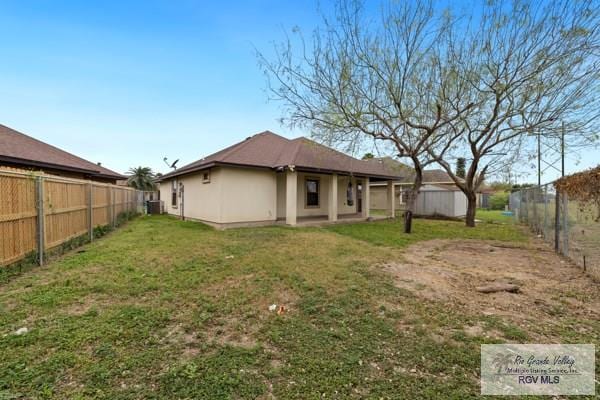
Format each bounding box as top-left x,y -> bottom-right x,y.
510,183 -> 600,280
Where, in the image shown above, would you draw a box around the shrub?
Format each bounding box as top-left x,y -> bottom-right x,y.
489,192 -> 509,210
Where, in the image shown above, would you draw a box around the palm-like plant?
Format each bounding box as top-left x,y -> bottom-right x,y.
127,166 -> 156,191
492,353 -> 514,374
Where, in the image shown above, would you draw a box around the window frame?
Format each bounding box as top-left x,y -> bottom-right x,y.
202,170 -> 211,184
171,179 -> 178,208
304,177 -> 321,208
400,187 -> 410,204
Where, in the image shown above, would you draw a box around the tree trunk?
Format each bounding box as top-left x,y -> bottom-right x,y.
465,191 -> 477,227
403,160 -> 423,234
404,193 -> 416,233
403,210 -> 413,233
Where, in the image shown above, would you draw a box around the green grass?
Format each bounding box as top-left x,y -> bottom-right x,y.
327,215 -> 525,247
0,215 -> 596,399
475,209 -> 515,224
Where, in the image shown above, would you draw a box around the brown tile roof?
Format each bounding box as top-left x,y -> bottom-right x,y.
422,169 -> 459,183
160,131 -> 402,180
369,157 -> 462,184
0,124 -> 125,179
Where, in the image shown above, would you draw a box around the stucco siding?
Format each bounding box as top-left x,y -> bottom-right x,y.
296,172 -> 330,217
159,168 -> 223,222
276,172 -> 286,219
336,175 -> 358,215
370,185 -> 403,210
219,167 -> 277,223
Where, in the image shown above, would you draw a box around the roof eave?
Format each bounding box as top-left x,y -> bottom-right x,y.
157,161 -> 227,181
0,155 -> 99,175
292,165 -> 401,180
91,172 -> 126,180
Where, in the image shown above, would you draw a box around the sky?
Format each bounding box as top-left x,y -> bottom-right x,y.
0,0 -> 597,183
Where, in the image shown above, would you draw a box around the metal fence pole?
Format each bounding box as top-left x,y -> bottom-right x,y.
543,185 -> 548,238
36,176 -> 45,266
530,186 -> 540,235
562,192 -> 569,256
555,189 -> 560,252
88,183 -> 94,242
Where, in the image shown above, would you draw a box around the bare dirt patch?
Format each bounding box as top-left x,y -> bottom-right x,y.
381,239 -> 600,338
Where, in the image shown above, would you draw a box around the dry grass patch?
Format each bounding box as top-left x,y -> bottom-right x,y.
381,238 -> 600,341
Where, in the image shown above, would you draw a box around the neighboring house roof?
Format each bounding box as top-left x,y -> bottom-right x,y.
159,131 -> 402,180
420,183 -> 461,191
421,169 -> 459,184
368,157 -> 463,185
0,124 -> 124,180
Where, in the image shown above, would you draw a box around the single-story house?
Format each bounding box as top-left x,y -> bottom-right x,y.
369,157 -> 468,217
157,131 -> 402,228
0,124 -> 124,183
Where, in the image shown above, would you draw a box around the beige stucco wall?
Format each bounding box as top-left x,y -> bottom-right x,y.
296,172 -> 330,217
160,167 -> 368,225
291,172 -> 358,218
159,166 -> 277,224
336,175 -> 358,215
159,168 -> 223,222
276,172 -> 286,219
219,167 -> 277,223
370,185 -> 403,210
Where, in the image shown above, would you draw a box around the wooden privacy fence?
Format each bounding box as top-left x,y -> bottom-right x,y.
0,169 -> 144,267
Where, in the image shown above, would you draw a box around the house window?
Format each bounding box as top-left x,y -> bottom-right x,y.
171,179 -> 178,207
305,178 -> 320,207
401,188 -> 411,204
202,170 -> 210,183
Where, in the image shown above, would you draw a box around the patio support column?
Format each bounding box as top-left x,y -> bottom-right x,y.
387,180 -> 395,218
286,170 -> 297,226
362,177 -> 370,218
328,174 -> 338,222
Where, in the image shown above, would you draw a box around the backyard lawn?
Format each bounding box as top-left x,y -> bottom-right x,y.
474,209 -> 515,224
0,215 -> 598,399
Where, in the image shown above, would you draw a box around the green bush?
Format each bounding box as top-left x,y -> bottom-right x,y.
489,191 -> 509,210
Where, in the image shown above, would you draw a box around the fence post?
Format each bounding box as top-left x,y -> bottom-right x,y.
554,189 -> 560,252
562,192 -> 569,256
543,185 -> 548,238
112,187 -> 116,228
519,189 -> 524,222
106,185 -> 111,228
88,182 -> 94,242
36,176 -> 45,266
530,186 -> 540,235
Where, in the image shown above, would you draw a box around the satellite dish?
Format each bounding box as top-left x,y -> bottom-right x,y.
163,157 -> 179,170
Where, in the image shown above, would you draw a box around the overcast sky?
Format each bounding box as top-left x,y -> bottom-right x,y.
0,0 -> 597,184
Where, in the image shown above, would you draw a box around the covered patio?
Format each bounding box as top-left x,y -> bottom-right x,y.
277,170 -> 397,226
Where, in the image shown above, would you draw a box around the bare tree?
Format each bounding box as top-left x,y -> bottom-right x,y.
258,0 -> 474,233
429,0 -> 600,226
